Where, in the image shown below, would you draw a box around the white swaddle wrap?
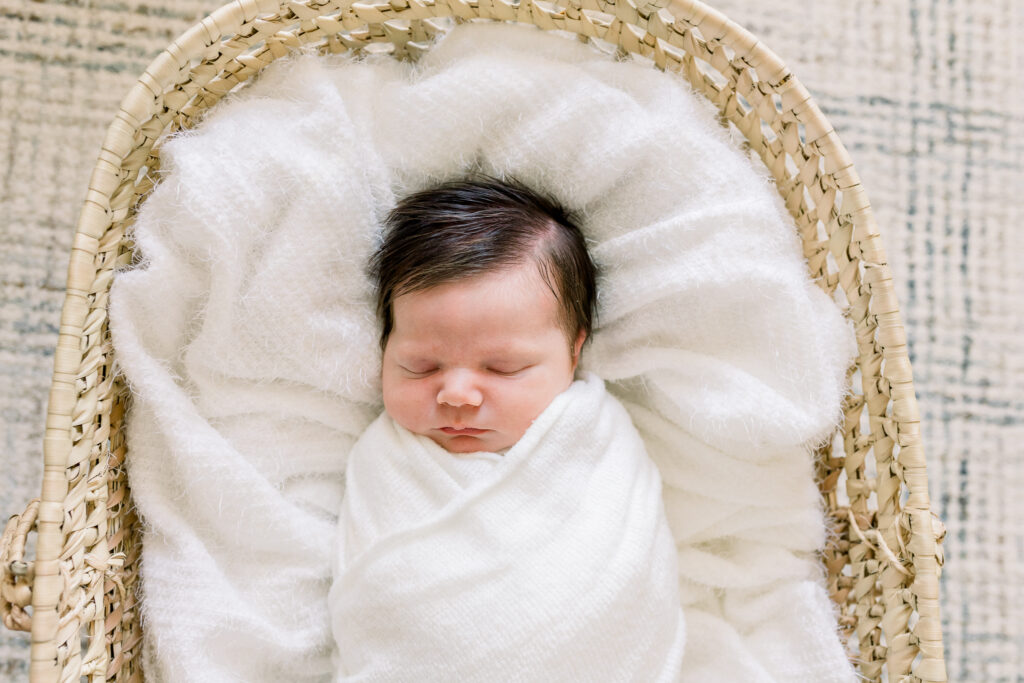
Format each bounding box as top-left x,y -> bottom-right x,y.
329,372 -> 686,682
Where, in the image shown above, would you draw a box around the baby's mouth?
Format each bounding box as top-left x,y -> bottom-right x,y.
440,426 -> 489,435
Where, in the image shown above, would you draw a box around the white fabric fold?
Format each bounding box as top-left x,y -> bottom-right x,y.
329,373 -> 686,682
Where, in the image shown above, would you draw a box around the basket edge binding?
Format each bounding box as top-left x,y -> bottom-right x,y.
3,0 -> 946,681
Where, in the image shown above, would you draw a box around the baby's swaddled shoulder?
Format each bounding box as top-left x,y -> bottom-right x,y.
583,373 -> 648,444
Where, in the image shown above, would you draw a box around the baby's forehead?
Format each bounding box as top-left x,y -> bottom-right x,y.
388,260 -> 568,345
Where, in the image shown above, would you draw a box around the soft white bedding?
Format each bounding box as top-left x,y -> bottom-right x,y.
109,20 -> 857,683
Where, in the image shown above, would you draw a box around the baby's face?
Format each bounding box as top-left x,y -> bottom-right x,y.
382,261 -> 584,454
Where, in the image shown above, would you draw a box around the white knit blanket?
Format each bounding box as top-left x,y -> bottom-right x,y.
108,20 -> 858,683
330,372 -> 686,681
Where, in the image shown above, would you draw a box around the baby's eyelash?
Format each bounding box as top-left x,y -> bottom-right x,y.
399,365 -> 437,376
488,365 -> 531,376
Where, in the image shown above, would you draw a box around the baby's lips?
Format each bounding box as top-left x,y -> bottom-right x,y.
440,426 -> 489,435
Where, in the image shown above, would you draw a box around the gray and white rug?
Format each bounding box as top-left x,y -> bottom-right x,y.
1,0 -> 1021,680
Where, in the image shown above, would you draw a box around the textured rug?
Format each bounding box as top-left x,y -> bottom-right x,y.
1,1 -> 1021,681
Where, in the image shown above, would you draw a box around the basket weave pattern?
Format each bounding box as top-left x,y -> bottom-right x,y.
0,0 -> 946,681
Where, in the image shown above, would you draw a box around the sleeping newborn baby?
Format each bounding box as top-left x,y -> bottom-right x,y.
328,174 -> 686,681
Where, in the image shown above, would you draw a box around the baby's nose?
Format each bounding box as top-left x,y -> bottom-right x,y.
436,370 -> 483,408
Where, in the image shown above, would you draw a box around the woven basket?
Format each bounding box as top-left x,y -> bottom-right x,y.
0,0 -> 947,680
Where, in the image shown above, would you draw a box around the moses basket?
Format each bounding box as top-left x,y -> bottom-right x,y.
0,0 -> 947,680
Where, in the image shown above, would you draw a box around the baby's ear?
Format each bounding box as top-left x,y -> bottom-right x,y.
571,329 -> 587,371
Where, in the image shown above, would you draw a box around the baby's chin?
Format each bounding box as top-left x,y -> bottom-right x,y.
430,431 -> 516,455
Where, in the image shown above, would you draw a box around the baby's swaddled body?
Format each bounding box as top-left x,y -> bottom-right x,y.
328,372 -> 686,682
327,175 -> 684,680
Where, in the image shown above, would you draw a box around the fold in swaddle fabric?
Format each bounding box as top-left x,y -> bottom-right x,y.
329,373 -> 686,682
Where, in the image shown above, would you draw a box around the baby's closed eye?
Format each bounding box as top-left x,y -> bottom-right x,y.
398,364 -> 438,376
487,364 -> 533,376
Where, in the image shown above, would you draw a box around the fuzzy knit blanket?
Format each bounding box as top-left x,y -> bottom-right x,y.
108,20 -> 857,683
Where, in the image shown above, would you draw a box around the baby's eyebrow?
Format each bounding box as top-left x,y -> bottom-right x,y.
390,339 -> 544,361
392,352 -> 437,363
481,348 -> 535,360
485,336 -> 546,351
388,340 -> 433,356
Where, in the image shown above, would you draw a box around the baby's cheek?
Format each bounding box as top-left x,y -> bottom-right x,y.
412,388 -> 439,429
508,386 -> 552,435
391,382 -> 437,434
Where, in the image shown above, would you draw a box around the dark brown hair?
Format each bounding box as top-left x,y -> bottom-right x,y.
370,173 -> 598,353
